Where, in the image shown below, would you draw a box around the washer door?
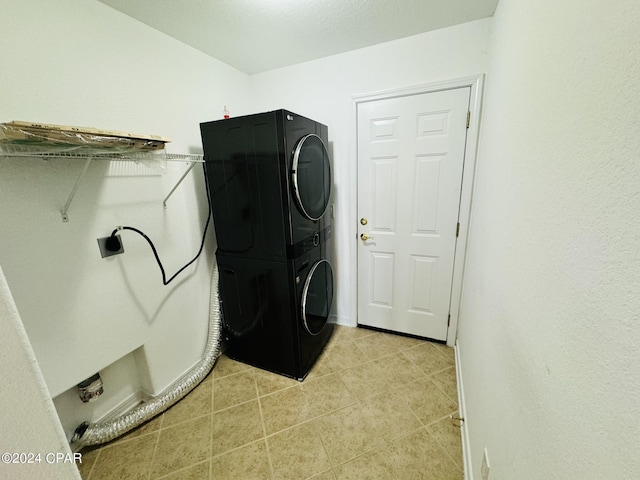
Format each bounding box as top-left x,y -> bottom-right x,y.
301,259 -> 334,335
291,134 -> 331,220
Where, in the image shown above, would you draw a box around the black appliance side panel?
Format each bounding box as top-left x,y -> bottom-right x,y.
201,113 -> 288,260
216,254 -> 300,378
317,120 -> 331,234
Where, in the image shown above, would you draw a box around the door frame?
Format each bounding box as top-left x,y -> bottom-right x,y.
350,75 -> 485,346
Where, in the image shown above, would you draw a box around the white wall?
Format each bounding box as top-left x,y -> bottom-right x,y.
0,267 -> 80,480
1,8 -> 491,447
458,0 -> 640,478
250,18 -> 491,326
0,0 -> 251,439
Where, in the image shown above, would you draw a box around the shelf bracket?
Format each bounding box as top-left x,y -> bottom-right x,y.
163,161 -> 198,207
1,149 -> 204,220
61,156 -> 92,223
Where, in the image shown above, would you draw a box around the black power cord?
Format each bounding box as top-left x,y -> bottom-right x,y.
106,164 -> 212,286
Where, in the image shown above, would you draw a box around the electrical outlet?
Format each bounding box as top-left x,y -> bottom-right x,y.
481,447 -> 491,480
97,235 -> 124,258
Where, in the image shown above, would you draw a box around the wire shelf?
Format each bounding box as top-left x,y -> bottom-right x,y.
0,143 -> 204,222
0,144 -> 203,163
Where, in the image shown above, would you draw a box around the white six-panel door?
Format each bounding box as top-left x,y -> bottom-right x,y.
357,87 -> 470,340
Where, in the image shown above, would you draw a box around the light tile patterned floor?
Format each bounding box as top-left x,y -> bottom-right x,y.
79,325 -> 463,479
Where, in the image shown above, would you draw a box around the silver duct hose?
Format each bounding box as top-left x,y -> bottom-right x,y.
71,261 -> 222,448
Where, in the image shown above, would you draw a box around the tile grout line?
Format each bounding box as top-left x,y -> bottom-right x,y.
426,369 -> 460,406
254,375 -> 275,479
145,430 -> 161,480
323,422 -> 429,475
259,395 -> 347,442
83,448 -> 100,480
210,437 -> 269,461
424,421 -> 466,473
431,341 -> 456,360
210,376 -> 215,480
212,367 -> 252,381
155,459 -> 211,480
401,346 -> 457,384
299,413 -> 335,479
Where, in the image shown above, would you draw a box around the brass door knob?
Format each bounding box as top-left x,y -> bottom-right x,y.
360,233 -> 373,241
360,218 -> 368,225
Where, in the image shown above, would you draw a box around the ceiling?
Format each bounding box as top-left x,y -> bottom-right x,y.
99,0 -> 498,75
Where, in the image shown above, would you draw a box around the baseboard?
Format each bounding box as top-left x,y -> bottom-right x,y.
455,340 -> 474,480
98,388 -> 153,424
329,314 -> 354,327
69,389 -> 153,452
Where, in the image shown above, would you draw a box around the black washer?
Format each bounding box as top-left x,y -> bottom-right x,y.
215,231 -> 334,380
301,259 -> 333,336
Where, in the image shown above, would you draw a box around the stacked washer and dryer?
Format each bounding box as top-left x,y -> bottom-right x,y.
200,110 -> 334,380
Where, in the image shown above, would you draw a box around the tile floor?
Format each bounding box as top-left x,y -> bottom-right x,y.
79,325 -> 463,479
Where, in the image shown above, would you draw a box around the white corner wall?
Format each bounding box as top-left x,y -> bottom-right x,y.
0,267 -> 80,480
0,0 -> 252,439
250,18 -> 491,326
458,0 -> 640,478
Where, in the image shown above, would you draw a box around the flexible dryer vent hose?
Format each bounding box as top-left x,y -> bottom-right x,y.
71,262 -> 222,448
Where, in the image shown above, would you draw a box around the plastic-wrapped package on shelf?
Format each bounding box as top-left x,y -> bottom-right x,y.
0,120 -> 171,155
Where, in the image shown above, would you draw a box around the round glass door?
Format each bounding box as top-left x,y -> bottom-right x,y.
301,259 -> 334,335
291,134 -> 331,220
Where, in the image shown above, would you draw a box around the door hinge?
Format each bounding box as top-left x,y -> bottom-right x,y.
447,314 -> 451,326
466,111 -> 471,128
456,222 -> 460,237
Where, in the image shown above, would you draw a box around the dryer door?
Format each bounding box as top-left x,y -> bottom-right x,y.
291,134 -> 331,220
301,259 -> 334,335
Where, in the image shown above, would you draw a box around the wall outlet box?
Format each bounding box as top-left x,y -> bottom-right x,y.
97,235 -> 124,258
481,447 -> 491,480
